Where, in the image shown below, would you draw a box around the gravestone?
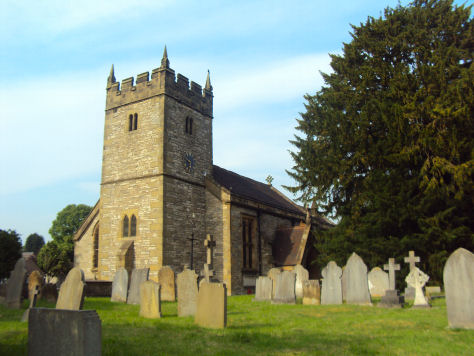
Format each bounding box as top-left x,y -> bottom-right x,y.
177,267 -> 198,317
199,263 -> 214,287
6,258 -> 26,309
320,261 -> 342,305
379,258 -> 404,308
195,282 -> 227,328
302,280 -> 320,305
28,271 -> 43,302
111,268 -> 129,302
344,253 -> 372,305
28,308 -> 101,356
294,264 -> 309,299
272,271 -> 296,304
404,250 -> 420,300
368,267 -> 389,297
41,283 -> 58,303
425,286 -> 441,299
406,267 -> 430,308
139,281 -> 161,318
56,267 -> 85,310
254,276 -> 272,302
158,266 -> 176,301
21,285 -> 39,322
443,248 -> 474,329
127,268 -> 149,305
267,268 -> 281,298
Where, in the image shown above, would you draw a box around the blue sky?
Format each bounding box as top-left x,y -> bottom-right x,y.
2,0 -> 455,243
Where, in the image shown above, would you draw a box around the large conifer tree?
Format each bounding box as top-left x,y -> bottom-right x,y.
287,0 -> 473,282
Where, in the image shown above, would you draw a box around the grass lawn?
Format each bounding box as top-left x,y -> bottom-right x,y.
0,296 -> 472,355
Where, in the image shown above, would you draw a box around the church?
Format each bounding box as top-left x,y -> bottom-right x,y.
73,48 -> 332,295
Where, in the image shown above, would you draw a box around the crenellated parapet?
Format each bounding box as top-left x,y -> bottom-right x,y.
106,47 -> 213,117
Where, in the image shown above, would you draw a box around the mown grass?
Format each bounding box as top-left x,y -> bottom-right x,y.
0,296 -> 472,355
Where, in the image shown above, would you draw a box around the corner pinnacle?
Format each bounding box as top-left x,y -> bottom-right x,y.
161,45 -> 170,68
107,64 -> 116,87
205,70 -> 212,91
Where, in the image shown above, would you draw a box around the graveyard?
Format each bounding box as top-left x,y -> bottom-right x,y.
0,294 -> 472,355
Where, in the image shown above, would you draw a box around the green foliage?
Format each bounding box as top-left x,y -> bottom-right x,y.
37,240 -> 73,279
0,229 -> 22,280
38,204 -> 92,278
23,233 -> 45,255
287,0 -> 473,283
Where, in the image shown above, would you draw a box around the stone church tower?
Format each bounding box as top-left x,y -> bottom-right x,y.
74,48 -> 333,294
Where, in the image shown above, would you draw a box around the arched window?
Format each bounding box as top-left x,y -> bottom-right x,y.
128,113 -> 138,131
133,113 -> 138,130
128,114 -> 133,131
93,226 -> 99,269
130,215 -> 137,237
123,215 -> 129,237
185,117 -> 193,135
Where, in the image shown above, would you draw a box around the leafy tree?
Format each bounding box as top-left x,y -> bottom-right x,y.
37,204 -> 92,278
287,0 -> 473,284
0,229 -> 22,280
24,233 -> 45,255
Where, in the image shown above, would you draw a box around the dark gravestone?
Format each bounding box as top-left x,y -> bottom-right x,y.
6,258 -> 26,309
444,248 -> 474,329
28,308 -> 101,356
127,268 -> 149,304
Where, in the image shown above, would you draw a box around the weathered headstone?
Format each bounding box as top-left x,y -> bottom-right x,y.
368,267 -> 389,297
111,268 -> 129,302
56,267 -> 85,310
344,253 -> 372,305
177,267 -> 198,317
127,268 -> 149,305
158,266 -> 176,301
41,283 -> 58,303
272,271 -> 296,304
302,280 -> 320,305
294,264 -> 309,299
21,285 -> 39,322
443,248 -> 474,329
379,258 -> 404,308
6,258 -> 26,309
267,268 -> 281,298
404,250 -> 420,300
28,308 -> 101,356
254,276 -> 272,302
406,267 -> 430,308
28,271 -> 43,302
139,281 -> 161,318
195,282 -> 227,328
320,261 -> 342,305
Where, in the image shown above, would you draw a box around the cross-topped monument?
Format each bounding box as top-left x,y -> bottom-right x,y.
200,263 -> 214,283
384,258 -> 400,290
404,250 -> 420,271
204,234 -> 216,268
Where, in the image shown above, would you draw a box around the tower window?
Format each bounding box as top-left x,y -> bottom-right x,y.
122,214 -> 138,237
185,117 -> 193,135
92,225 -> 99,269
128,113 -> 138,131
123,215 -> 129,237
130,215 -> 137,237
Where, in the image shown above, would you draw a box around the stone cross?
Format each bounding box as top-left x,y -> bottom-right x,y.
406,267 -> 430,307
201,263 -> 214,283
404,250 -> 420,271
204,234 -> 216,267
384,258 -> 400,290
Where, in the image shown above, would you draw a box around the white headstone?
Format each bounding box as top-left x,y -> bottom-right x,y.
368,267 -> 389,297
405,267 -> 430,308
344,253 -> 371,305
321,261 -> 342,305
294,264 -> 309,299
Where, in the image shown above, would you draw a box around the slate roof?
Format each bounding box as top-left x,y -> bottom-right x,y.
212,165 -> 305,216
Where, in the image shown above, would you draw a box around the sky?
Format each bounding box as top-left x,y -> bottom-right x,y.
1,0 -> 456,243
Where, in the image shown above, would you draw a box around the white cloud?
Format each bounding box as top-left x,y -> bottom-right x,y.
0,70 -> 105,195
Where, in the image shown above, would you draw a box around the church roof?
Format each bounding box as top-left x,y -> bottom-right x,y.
212,165 -> 305,216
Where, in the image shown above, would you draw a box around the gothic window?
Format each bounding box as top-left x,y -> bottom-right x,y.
128,113 -> 138,131
123,215 -> 129,237
185,117 -> 193,135
130,215 -> 137,237
242,216 -> 254,270
92,225 -> 99,269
